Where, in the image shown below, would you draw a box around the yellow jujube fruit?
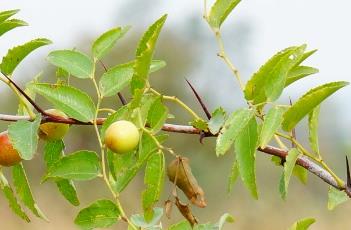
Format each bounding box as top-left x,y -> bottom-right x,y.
39,109 -> 70,140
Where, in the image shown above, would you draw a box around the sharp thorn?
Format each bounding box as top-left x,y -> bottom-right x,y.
185,78 -> 211,120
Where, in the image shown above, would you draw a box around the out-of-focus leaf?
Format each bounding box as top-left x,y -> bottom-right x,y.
147,97 -> 168,133
208,0 -> 241,29
131,15 -> 167,94
47,50 -> 93,79
28,83 -> 96,122
285,66 -> 319,87
308,106 -> 320,155
74,199 -> 120,230
131,207 -> 163,228
12,164 -> 48,220
142,152 -> 165,221
0,9 -> 20,23
279,148 -> 300,200
288,218 -> 315,230
259,106 -> 285,148
8,115 -> 41,160
282,81 -> 349,131
0,172 -> 30,222
327,186 -> 349,210
0,38 -> 51,75
208,107 -> 226,135
216,213 -> 235,229
235,117 -> 258,199
227,160 -> 239,193
0,19 -> 27,36
293,165 -> 308,185
92,26 -> 130,60
45,150 -> 101,181
99,60 -> 166,97
216,108 -> 254,156
168,220 -> 192,230
190,119 -> 208,132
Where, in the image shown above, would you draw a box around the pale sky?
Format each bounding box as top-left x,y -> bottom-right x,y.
1,0 -> 350,141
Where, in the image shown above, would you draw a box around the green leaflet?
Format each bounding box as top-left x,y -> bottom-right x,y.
308,106 -> 320,155
168,213 -> 234,230
288,218 -> 316,230
131,14 -> 167,95
282,81 -> 349,131
142,152 -> 165,221
285,66 -> 319,87
131,207 -> 163,229
147,97 -> 168,133
259,106 -> 286,148
47,50 -> 93,79
74,199 -> 120,230
208,0 -> 241,29
327,186 -> 349,210
244,45 -> 306,105
99,60 -> 166,97
279,148 -> 300,200
216,108 -> 254,156
0,171 -> 30,222
0,19 -> 27,37
28,83 -> 96,122
235,117 -> 258,199
92,26 -> 130,60
0,38 -> 52,75
12,164 -> 48,220
44,150 -> 101,181
227,160 -> 239,193
0,9 -> 20,23
8,115 -> 41,160
208,107 -> 226,135
44,140 -> 79,206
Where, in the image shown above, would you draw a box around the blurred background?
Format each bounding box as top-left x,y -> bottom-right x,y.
0,0 -> 350,229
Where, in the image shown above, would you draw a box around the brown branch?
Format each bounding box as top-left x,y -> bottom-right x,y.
0,113 -> 345,192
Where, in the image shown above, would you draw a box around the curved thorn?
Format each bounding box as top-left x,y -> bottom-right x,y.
185,78 -> 211,120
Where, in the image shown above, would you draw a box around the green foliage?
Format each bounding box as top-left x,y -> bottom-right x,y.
208,107 -> 226,135
74,199 -> 120,230
279,148 -> 300,200
0,38 -> 51,75
92,26 -> 130,60
0,19 -> 27,36
308,106 -> 320,155
288,218 -> 315,230
227,160 -> 239,193
259,106 -> 285,148
208,0 -> 241,29
0,9 -> 20,23
285,66 -> 319,87
131,14 -> 167,94
282,81 -> 349,131
131,207 -> 163,229
216,108 -> 254,156
28,83 -> 96,122
235,117 -> 258,199
44,150 -> 101,181
147,97 -> 168,133
169,213 -> 234,230
327,186 -> 349,210
8,115 -> 41,160
47,50 -> 93,79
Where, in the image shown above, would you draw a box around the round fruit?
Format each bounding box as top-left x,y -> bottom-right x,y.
39,109 -> 70,140
0,131 -> 22,166
104,120 -> 140,154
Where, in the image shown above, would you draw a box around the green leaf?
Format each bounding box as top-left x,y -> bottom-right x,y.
44,140 -> 79,206
0,19 -> 27,37
208,0 -> 241,29
45,150 -> 101,181
74,199 -> 120,230
293,165 -> 308,185
168,220 -> 192,230
216,108 -> 254,156
147,97 -> 168,133
208,107 -> 226,135
28,83 -> 96,122
279,148 -> 300,200
245,45 -> 306,105
0,9 -> 20,23
131,14 -> 167,94
0,38 -> 52,75
285,66 -> 319,87
131,207 -> 163,228
282,81 -> 349,131
288,218 -> 315,230
190,119 -> 208,132
142,152 -> 165,221
216,213 -> 235,229
227,160 -> 239,193
308,106 -> 320,155
8,115 -> 41,160
92,26 -> 130,60
99,60 -> 165,97
47,50 -> 93,79
12,164 -> 48,220
235,117 -> 258,199
259,106 -> 285,148
0,172 -> 30,222
327,186 -> 349,210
